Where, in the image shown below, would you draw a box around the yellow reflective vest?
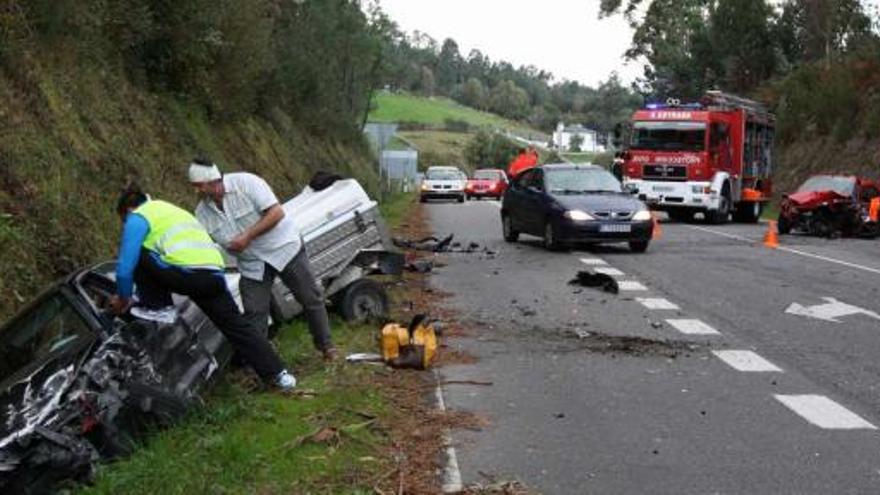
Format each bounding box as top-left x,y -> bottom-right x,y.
135,200 -> 224,268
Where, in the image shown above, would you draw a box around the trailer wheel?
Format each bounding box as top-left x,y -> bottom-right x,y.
335,279 -> 389,323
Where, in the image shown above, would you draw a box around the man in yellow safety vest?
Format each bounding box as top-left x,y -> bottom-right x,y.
108,185 -> 296,390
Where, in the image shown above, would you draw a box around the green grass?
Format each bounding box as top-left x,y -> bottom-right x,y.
378,191 -> 416,227
399,130 -> 472,170
80,320 -> 390,494
369,92 -> 544,138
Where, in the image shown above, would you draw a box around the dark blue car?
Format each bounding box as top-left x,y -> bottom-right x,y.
500,163 -> 655,252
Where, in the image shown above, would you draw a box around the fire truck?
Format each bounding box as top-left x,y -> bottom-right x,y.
620,91 -> 775,223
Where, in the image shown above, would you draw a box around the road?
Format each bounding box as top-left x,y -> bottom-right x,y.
425,199 -> 880,494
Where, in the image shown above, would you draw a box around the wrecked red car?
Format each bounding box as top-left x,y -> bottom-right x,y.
778,174 -> 880,238
0,262 -> 233,494
465,169 -> 508,200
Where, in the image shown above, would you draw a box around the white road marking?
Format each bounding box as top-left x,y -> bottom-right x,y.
775,394 -> 877,430
594,267 -> 625,277
687,225 -> 880,276
666,319 -> 721,335
785,297 -> 880,323
618,280 -> 648,291
712,350 -> 783,372
579,257 -> 608,266
637,298 -> 680,310
433,371 -> 463,493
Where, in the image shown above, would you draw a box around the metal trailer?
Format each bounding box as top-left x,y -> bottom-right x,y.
268,179 -> 404,324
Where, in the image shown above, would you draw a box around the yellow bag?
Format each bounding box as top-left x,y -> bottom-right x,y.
380,315 -> 438,370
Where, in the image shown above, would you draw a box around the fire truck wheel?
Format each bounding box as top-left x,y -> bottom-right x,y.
668,210 -> 693,222
734,201 -> 762,223
706,186 -> 731,224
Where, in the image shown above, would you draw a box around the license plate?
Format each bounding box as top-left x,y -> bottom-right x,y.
600,224 -> 631,233
653,186 -> 674,192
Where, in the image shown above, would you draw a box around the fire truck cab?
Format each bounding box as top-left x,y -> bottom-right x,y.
621,91 -> 775,223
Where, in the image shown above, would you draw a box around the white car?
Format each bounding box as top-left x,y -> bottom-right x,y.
420,166 -> 467,203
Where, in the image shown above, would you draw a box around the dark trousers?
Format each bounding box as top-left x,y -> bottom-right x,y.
134,249 -> 285,380
240,250 -> 332,350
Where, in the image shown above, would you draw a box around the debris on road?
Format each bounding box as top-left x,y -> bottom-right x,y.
345,353 -> 384,363
405,259 -> 435,273
568,270 -> 619,294
563,330 -> 700,358
393,234 -> 455,252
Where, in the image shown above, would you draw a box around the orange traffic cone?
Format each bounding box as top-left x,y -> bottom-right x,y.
763,220 -> 779,248
651,212 -> 662,240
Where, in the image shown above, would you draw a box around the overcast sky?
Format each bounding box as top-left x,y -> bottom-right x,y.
375,0 -> 645,88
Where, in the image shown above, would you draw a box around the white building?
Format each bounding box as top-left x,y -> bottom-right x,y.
552,122 -> 603,152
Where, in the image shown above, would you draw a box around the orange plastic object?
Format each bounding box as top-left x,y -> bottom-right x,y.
651,212 -> 662,240
870,197 -> 880,222
741,188 -> 764,202
763,220 -> 779,248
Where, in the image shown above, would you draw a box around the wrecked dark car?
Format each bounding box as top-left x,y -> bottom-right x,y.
0,262 -> 232,494
778,175 -> 880,238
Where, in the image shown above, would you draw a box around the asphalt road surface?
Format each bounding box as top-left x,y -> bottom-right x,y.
425,199 -> 880,494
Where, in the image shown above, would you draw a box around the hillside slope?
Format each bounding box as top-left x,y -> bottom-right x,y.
0,60 -> 377,322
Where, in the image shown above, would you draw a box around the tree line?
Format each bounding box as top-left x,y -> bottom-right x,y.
368,5 -> 642,134
599,0 -> 880,143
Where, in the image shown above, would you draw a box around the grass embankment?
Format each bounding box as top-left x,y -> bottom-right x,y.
369,92 -> 547,171
0,60 -> 378,323
82,194 -> 423,494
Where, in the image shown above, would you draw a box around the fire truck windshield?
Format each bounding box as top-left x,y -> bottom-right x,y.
630,121 -> 706,152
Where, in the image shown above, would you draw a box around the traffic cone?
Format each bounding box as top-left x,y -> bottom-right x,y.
651,212 -> 662,240
763,220 -> 779,249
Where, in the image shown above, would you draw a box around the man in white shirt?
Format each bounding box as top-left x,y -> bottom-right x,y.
188,159 -> 337,361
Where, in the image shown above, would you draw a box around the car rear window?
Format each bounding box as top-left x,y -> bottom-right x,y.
474,170 -> 502,180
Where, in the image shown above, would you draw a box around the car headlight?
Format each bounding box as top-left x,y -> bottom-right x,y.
632,210 -> 653,221
564,210 -> 594,221
421,183 -> 429,191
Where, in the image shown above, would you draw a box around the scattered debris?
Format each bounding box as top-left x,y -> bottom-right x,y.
381,315 -> 439,370
393,234 -> 455,252
562,331 -> 701,358
405,259 -> 434,273
568,270 -> 619,294
439,380 -> 494,387
345,353 -> 384,363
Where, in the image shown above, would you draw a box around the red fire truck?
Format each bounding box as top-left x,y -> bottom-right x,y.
620,91 -> 775,223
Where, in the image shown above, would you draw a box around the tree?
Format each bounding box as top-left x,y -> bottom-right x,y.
488,80 -> 529,120
417,65 -> 435,96
464,131 -> 520,169
436,38 -> 462,93
569,133 -> 584,152
709,0 -> 777,93
461,77 -> 487,109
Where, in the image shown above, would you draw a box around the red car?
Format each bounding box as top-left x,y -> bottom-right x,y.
778,174 -> 880,238
465,169 -> 508,200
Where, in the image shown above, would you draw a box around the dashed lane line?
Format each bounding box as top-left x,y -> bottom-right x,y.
713,350 -> 783,372
687,225 -> 880,276
636,298 -> 680,310
618,280 -> 648,291
579,257 -> 608,266
594,267 -> 625,277
666,319 -> 722,335
775,394 -> 877,430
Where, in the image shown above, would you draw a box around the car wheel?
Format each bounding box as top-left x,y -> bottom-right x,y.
629,240 -> 650,253
419,196 -> 427,203
103,382 -> 192,458
777,213 -> 792,235
543,221 -> 563,251
457,194 -> 465,203
502,214 -> 519,242
334,279 -> 389,323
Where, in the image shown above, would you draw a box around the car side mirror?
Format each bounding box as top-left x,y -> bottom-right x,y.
624,184 -> 639,195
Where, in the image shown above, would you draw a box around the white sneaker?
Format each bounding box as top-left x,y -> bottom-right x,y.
130,306 -> 178,324
275,369 -> 297,390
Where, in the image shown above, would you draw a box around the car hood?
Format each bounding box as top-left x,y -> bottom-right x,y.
552,193 -> 646,214
424,179 -> 463,186
786,190 -> 851,208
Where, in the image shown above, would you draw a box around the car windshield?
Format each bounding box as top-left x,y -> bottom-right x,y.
474,170 -> 501,181
631,121 -> 706,152
426,170 -> 461,180
797,176 -> 856,196
0,294 -> 93,385
545,168 -> 622,194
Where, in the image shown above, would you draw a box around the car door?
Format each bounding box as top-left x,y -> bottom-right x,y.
520,169 -> 547,235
